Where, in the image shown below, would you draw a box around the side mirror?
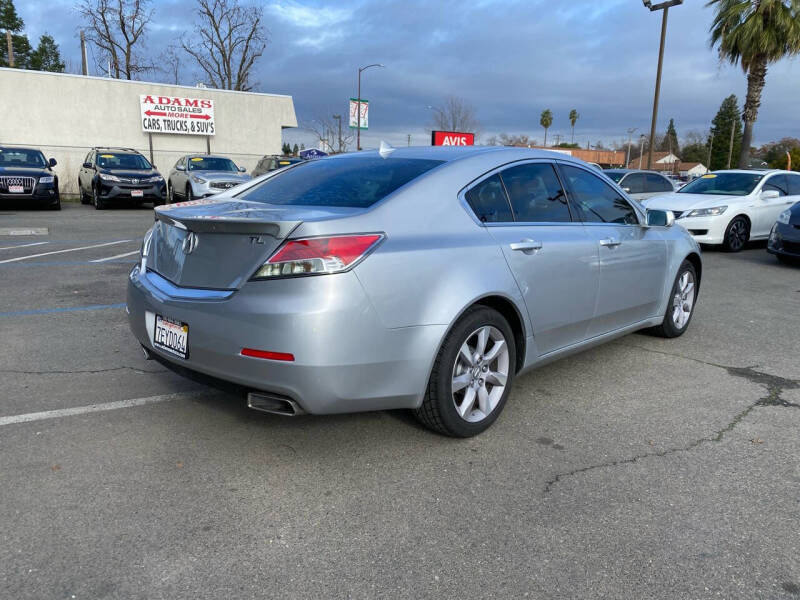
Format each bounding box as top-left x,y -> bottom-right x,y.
82,162 -> 92,169
49,158 -> 57,167
761,190 -> 780,200
239,166 -> 246,172
176,165 -> 185,171
646,209 -> 674,227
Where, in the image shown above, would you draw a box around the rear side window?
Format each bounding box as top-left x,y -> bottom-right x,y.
788,174 -> 800,196
238,156 -> 444,208
560,164 -> 639,225
646,173 -> 673,192
500,163 -> 571,222
622,173 -> 646,194
465,174 -> 513,223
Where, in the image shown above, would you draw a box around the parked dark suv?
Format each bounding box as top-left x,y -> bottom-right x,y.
0,146 -> 60,210
251,155 -> 304,178
78,147 -> 166,209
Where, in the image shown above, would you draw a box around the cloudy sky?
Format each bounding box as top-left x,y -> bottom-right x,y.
17,0 -> 800,150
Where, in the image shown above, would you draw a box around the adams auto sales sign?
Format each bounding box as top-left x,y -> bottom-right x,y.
140,94 -> 215,136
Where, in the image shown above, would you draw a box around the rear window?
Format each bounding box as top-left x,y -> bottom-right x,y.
238,156 -> 444,207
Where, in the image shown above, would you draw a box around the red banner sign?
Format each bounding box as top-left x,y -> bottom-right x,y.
431,130 -> 475,146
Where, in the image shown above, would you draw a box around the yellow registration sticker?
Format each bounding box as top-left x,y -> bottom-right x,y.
190,157 -> 203,161
279,161 -> 291,165
701,174 -> 716,179
100,154 -> 114,158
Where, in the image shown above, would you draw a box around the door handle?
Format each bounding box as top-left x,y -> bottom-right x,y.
599,237 -> 621,248
510,239 -> 543,254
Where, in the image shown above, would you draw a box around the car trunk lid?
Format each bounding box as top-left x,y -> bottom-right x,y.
148,199 -> 303,290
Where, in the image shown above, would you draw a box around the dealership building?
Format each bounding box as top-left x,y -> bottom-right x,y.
0,68 -> 297,195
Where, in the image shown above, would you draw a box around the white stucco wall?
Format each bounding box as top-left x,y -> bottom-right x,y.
0,68 -> 297,194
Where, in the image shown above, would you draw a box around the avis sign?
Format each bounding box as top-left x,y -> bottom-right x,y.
140,94 -> 215,136
431,130 -> 475,146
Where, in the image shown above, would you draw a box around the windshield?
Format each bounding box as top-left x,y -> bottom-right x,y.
238,156 -> 444,208
97,153 -> 152,170
187,156 -> 238,172
678,172 -> 763,196
604,171 -> 626,183
0,147 -> 47,168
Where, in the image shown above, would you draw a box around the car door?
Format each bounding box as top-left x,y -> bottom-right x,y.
79,151 -> 93,193
172,156 -> 187,193
466,162 -> 599,356
645,173 -> 675,200
756,174 -> 793,236
620,172 -> 648,202
558,162 -> 668,336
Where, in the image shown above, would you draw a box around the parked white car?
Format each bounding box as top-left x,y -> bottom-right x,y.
604,169 -> 676,202
641,170 -> 800,252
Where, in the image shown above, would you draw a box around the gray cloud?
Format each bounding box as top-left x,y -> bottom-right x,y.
17,0 -> 799,149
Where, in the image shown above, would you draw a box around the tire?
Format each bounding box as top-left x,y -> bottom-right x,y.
414,306 -> 516,437
48,199 -> 61,211
722,216 -> 749,252
92,186 -> 106,210
166,183 -> 173,204
649,260 -> 698,338
80,188 -> 90,205
185,184 -> 194,202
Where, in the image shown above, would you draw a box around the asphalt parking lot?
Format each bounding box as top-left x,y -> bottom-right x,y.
1,202 -> 799,599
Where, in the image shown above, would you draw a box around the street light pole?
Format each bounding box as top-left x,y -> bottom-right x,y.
356,63 -> 384,151
643,1 -> 683,170
626,128 -> 637,167
639,134 -> 646,170
332,114 -> 342,153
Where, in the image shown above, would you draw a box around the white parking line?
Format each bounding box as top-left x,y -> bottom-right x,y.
0,241 -> 49,251
90,250 -> 140,263
0,239 -> 133,264
0,392 -> 194,426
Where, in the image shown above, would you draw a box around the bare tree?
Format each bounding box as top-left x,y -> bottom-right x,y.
158,45 -> 182,85
305,115 -> 354,154
431,96 -> 479,134
181,0 -> 267,91
77,0 -> 154,79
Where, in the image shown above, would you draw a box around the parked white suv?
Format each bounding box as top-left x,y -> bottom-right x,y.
641,170 -> 800,252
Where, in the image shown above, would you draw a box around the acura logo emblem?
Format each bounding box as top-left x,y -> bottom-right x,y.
182,232 -> 199,254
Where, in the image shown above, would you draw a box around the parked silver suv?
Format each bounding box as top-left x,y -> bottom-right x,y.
167,155 -> 251,202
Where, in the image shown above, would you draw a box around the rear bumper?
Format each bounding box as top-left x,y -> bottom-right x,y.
126,266 -> 446,414
767,222 -> 800,257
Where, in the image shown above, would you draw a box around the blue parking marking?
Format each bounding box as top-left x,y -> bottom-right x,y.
0,303 -> 127,317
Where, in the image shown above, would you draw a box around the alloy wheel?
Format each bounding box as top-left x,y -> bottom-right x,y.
671,270 -> 695,330
451,325 -> 510,423
727,219 -> 747,251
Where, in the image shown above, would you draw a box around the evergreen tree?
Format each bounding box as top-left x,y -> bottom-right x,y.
30,34 -> 64,72
281,142 -> 291,155
0,0 -> 32,68
292,143 -> 299,155
709,95 -> 743,170
658,118 -> 680,155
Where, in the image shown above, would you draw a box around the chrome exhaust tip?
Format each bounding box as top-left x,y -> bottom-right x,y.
141,345 -> 152,360
247,392 -> 305,417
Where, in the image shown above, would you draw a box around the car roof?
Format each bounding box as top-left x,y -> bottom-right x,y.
328,145 -> 593,167
93,147 -> 140,154
710,169 -> 781,175
0,146 -> 43,152
186,154 -> 232,160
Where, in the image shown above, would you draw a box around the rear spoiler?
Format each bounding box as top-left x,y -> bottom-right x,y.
154,201 -> 301,237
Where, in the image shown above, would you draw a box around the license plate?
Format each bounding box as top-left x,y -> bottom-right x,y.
153,315 -> 189,359
9,185 -> 24,193
131,189 -> 144,198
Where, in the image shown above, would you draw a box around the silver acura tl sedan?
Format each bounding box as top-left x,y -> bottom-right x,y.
128,146 -> 701,437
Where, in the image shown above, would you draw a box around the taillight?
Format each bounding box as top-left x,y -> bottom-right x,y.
252,233 -> 384,279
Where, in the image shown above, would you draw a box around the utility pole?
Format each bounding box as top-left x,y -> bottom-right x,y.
407,134 -> 411,147
356,63 -> 384,151
643,1 -> 683,170
6,31 -> 14,67
706,132 -> 714,170
726,122 -> 735,169
80,31 -> 89,76
626,128 -> 637,167
332,114 -> 342,153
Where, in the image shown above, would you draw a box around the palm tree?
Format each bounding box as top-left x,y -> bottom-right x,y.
568,109 -> 580,144
540,109 -> 553,146
708,0 -> 800,168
